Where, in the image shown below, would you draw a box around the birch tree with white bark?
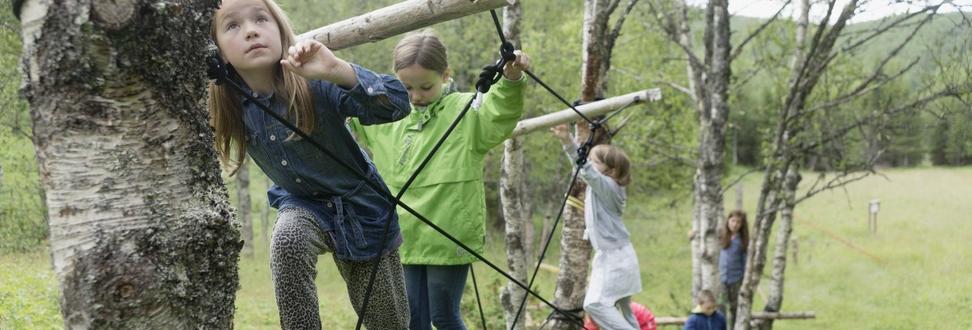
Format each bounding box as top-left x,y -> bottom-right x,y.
18,0 -> 241,327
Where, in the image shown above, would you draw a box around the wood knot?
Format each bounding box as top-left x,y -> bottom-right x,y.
116,282 -> 137,299
91,0 -> 135,30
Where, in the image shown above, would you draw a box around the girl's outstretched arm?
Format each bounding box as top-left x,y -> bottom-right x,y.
280,39 -> 357,88
281,39 -> 410,125
550,124 -> 619,196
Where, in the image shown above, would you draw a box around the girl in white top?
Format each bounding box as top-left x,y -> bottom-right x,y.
552,124 -> 642,330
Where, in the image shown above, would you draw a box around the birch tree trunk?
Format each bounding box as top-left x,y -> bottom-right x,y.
755,169 -> 800,330
237,158 -> 253,258
19,0 -> 241,327
689,0 -> 731,299
499,2 -> 533,329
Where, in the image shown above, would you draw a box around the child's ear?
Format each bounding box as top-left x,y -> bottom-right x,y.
443,67 -> 451,81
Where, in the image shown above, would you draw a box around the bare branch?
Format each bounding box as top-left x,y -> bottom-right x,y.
731,64 -> 767,93
799,88 -> 962,153
729,0 -> 792,62
817,6 -> 937,89
609,0 -> 640,43
794,170 -> 873,205
801,57 -> 920,116
650,0 -> 707,75
606,0 -> 624,18
609,113 -> 635,136
719,168 -> 761,195
654,80 -> 694,98
839,5 -> 940,54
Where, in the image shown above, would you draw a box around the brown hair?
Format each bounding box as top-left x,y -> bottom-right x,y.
393,32 -> 449,74
720,209 -> 749,251
697,289 -> 716,305
590,144 -> 631,186
208,0 -> 315,175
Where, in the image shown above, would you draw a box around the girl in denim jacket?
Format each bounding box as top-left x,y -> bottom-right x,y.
209,0 -> 411,328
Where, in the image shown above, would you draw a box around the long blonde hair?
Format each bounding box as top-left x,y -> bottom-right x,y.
208,0 -> 315,175
590,144 -> 632,186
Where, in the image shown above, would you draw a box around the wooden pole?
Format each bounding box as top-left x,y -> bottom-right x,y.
656,312 -> 816,326
510,88 -> 661,138
298,0 -> 516,51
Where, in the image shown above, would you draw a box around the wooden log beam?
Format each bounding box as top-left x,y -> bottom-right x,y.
510,88 -> 662,138
298,0 -> 515,51
655,312 -> 816,326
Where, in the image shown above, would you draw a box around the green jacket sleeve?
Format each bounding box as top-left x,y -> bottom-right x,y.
347,118 -> 371,147
468,76 -> 526,154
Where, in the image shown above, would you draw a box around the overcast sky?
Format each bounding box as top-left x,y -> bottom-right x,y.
684,0 -> 971,23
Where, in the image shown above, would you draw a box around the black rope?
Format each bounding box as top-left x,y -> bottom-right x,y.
485,9 -> 623,329
490,10 -> 509,46
354,76 -> 477,330
208,6 -> 611,327
599,98 -> 640,124
355,39 -> 517,330
538,308 -> 589,330
471,264 -> 489,330
509,124 -> 598,330
206,66 -> 584,328
487,10 -> 596,127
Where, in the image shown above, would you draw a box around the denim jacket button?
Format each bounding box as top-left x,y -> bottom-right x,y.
367,87 -> 374,94
295,178 -> 302,183
326,201 -> 333,208
270,135 -> 276,141
281,160 -> 288,166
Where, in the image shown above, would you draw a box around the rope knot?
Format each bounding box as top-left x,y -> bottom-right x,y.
475,41 -> 517,94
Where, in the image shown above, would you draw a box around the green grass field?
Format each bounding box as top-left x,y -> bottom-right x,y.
3,166 -> 972,329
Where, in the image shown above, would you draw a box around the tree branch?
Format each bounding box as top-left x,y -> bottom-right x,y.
802,57 -> 920,115
719,168 -> 761,195
799,88 -> 962,153
839,5 -> 940,54
729,0 -> 791,62
609,0 -> 639,43
654,80 -> 694,98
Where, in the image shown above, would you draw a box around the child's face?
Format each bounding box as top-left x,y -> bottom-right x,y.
700,297 -> 717,314
729,216 -> 742,233
396,64 -> 449,107
214,0 -> 282,74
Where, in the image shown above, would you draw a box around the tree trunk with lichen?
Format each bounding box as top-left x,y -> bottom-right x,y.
688,0 -> 731,301
18,0 -> 241,327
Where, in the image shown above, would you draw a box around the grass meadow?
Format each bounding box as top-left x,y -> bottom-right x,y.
3,166 -> 972,329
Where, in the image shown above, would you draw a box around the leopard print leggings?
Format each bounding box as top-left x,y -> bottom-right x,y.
270,207 -> 409,329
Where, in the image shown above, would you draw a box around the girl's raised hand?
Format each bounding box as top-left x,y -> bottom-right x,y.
503,50 -> 531,80
551,123 -> 571,143
281,39 -> 357,87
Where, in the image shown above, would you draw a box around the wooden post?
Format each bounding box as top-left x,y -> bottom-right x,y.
868,199 -> 880,234
510,88 -> 661,138
735,184 -> 744,210
791,237 -> 799,267
297,0 -> 515,51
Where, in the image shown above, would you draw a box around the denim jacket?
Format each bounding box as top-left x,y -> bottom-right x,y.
241,64 -> 410,261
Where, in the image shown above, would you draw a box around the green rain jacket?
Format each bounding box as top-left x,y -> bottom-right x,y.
350,77 -> 525,265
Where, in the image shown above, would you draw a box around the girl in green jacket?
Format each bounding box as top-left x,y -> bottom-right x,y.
350,32 -> 531,330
